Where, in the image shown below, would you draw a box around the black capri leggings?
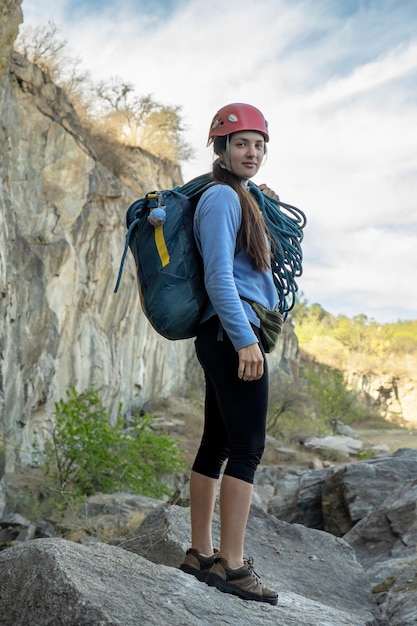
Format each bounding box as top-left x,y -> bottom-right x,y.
192,316 -> 269,485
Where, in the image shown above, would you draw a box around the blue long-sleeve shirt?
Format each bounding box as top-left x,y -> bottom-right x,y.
194,184 -> 278,351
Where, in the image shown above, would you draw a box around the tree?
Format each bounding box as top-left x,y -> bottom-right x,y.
93,79 -> 193,161
302,362 -> 364,426
15,21 -> 89,102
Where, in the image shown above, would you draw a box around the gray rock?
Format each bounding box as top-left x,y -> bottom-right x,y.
0,512 -> 36,544
267,467 -> 329,529
79,492 -> 164,518
330,420 -> 360,439
344,478 -> 417,569
303,434 -> 363,456
34,519 -> 55,539
322,448 -> 417,536
0,504 -> 380,626
119,503 -> 379,625
344,479 -> 417,626
259,449 -> 417,624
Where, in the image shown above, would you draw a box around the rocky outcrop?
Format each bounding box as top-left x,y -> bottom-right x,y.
348,371 -> 417,426
0,506 -> 380,626
0,2 -> 300,474
321,448 -> 417,537
0,0 -> 22,78
3,449 -> 417,623
262,447 -> 417,625
344,479 -> 417,626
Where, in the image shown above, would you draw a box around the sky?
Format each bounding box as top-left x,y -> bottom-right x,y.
19,0 -> 417,324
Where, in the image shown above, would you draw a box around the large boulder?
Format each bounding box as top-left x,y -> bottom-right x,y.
344,479 -> 417,626
0,503 -> 380,626
119,503 -> 379,625
321,448 -> 417,536
265,466 -> 329,529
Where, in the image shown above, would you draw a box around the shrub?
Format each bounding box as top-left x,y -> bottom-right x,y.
41,386 -> 185,499
301,361 -> 367,427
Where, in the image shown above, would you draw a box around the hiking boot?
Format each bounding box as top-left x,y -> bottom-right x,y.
179,548 -> 220,582
206,556 -> 278,605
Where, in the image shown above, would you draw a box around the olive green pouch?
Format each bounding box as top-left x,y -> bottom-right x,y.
242,297 -> 284,353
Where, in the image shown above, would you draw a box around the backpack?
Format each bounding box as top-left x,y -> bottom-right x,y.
114,174 -> 215,340
114,174 -> 306,342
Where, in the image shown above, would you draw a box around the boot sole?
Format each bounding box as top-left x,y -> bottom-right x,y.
206,573 -> 278,606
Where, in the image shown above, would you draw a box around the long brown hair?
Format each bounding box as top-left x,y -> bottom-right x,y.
212,137 -> 271,271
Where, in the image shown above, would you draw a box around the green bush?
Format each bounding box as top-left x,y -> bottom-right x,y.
41,386 -> 185,499
301,361 -> 367,427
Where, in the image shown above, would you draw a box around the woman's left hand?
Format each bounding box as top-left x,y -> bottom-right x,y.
237,343 -> 264,381
258,184 -> 280,201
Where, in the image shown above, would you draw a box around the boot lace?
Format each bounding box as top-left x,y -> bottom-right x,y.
244,556 -> 262,584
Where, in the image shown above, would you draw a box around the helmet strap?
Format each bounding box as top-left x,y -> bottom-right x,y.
220,135 -> 234,174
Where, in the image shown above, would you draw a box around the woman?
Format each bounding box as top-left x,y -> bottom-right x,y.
180,103 -> 280,605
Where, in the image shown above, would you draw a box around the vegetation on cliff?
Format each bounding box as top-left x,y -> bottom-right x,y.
15,21 -> 193,171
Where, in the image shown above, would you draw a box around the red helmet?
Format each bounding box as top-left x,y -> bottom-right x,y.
208,103 -> 269,144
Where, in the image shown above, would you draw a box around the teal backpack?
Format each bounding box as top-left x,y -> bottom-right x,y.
114,174 -> 306,341
114,175 -> 216,340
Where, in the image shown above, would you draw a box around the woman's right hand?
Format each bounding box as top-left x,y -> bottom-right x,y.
258,184 -> 280,201
237,343 -> 264,381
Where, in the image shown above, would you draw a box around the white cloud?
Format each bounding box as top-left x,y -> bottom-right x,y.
19,0 -> 417,322
309,43 -> 417,106
301,225 -> 417,321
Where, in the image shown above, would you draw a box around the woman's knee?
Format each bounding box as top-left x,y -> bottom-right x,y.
192,446 -> 229,479
223,445 -> 265,484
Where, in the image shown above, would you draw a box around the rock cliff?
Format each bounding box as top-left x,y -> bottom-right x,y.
0,0 -> 299,473
348,371 -> 417,425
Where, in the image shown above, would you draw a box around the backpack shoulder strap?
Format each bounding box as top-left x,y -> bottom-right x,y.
177,173 -> 214,199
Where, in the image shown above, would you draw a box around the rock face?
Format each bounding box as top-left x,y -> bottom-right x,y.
348,371 -> 417,426
0,45 -> 187,471
0,0 -> 300,472
0,0 -> 22,78
321,448 -> 417,537
344,479 -> 417,626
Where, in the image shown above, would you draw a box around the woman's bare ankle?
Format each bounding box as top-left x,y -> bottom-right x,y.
220,553 -> 244,569
193,544 -> 214,557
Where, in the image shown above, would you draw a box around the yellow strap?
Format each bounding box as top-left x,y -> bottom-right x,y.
155,224 -> 170,267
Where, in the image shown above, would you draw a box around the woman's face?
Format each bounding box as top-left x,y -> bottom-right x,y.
220,131 -> 266,179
